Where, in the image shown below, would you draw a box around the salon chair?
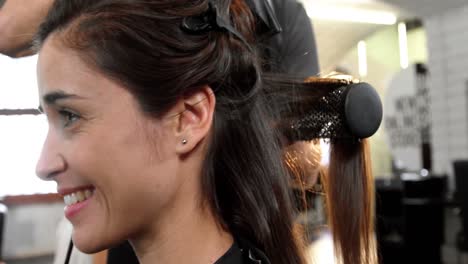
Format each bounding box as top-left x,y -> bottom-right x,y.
402,175 -> 446,264
375,179 -> 404,264
454,160 -> 468,263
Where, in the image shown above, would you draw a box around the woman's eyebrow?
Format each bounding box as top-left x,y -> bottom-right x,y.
39,90 -> 86,110
43,91 -> 83,104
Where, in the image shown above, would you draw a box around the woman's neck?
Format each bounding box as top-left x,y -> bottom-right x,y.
130,200 -> 233,264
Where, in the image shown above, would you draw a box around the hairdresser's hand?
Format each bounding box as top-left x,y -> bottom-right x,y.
284,140 -> 322,189
0,0 -> 53,58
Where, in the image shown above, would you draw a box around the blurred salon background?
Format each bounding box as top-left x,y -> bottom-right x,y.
1,0 -> 468,263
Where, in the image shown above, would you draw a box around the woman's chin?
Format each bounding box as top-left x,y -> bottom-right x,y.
72,230 -> 111,254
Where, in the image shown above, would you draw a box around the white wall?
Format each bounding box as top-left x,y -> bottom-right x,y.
385,66 -> 422,171
3,203 -> 63,259
424,4 -> 468,188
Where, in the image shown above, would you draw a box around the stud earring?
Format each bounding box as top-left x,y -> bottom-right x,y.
182,139 -> 188,145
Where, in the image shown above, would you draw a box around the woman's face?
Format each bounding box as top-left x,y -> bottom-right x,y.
36,37 -> 183,253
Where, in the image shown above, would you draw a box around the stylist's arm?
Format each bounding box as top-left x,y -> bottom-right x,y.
0,0 -> 53,57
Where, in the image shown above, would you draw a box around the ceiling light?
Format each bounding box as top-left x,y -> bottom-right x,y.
398,22 -> 409,69
304,5 -> 397,25
358,41 -> 368,77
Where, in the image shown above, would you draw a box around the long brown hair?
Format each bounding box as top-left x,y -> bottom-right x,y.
35,0 -> 306,263
327,139 -> 376,264
270,76 -> 378,264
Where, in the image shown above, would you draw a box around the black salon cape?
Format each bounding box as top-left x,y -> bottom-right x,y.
107,238 -> 271,264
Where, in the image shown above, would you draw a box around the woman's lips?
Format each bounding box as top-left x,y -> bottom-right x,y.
59,185 -> 95,220
65,196 -> 92,219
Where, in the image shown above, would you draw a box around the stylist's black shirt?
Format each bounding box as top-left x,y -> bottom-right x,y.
266,0 -> 320,77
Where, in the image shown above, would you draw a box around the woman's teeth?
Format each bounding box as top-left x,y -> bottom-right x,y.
64,189 -> 93,206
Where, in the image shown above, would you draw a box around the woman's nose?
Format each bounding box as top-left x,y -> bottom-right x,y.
36,132 -> 66,180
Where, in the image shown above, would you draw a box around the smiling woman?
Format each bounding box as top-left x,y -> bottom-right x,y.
31,1 -> 378,264
33,1 -> 307,264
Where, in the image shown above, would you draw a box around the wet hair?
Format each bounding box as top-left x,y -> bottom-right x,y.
35,0 -> 305,263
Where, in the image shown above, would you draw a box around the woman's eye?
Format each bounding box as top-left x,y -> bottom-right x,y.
58,109 -> 80,127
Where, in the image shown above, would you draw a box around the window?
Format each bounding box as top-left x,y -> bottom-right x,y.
0,54 -> 55,197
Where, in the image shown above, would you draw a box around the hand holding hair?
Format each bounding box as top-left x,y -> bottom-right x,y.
0,0 -> 53,57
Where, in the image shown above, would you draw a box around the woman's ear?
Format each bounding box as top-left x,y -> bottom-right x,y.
174,85 -> 215,155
